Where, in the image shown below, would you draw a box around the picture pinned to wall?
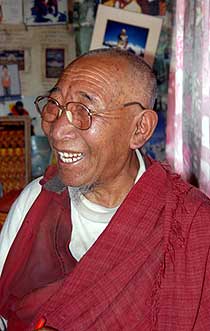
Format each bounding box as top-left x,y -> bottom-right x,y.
24,0 -> 68,26
0,0 -> 23,24
90,5 -> 162,66
99,0 -> 166,16
45,48 -> 65,78
0,64 -> 21,101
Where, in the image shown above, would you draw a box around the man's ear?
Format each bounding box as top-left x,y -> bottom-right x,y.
130,109 -> 158,149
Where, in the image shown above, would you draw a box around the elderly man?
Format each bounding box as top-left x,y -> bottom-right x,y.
0,49 -> 210,331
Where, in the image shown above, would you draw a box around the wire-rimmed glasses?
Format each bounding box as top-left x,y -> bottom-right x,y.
34,95 -> 146,130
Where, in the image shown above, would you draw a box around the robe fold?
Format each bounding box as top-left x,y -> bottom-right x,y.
0,159 -> 210,330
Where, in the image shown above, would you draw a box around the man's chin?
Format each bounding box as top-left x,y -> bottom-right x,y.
58,170 -> 93,190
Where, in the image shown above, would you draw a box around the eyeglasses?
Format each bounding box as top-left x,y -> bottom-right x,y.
34,95 -> 146,130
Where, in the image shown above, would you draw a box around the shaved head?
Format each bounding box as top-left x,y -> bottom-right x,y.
68,48 -> 157,109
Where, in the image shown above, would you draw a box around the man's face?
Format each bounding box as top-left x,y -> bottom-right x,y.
42,55 -> 136,188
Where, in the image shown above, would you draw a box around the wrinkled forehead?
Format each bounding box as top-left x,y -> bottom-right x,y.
55,55 -> 128,103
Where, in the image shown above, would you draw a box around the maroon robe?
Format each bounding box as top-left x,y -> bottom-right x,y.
0,159 -> 210,330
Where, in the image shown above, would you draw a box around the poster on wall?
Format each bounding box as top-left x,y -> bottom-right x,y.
45,48 -> 65,78
90,5 -> 162,66
0,0 -> 23,24
0,64 -> 21,101
24,0 -> 68,25
98,0 -> 166,16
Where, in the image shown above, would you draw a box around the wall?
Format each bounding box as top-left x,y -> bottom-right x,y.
0,23 -> 76,134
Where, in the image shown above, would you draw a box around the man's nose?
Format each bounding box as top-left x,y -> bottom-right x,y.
51,110 -> 77,141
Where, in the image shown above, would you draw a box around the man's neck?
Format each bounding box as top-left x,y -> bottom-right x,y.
84,152 -> 140,208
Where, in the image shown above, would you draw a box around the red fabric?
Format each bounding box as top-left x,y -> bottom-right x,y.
0,166 -> 76,330
10,105 -> 29,116
1,160 -> 210,330
0,189 -> 22,213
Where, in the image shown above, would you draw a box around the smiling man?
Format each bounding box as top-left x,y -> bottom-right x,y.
0,49 -> 210,331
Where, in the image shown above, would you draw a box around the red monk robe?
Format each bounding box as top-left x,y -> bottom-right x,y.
0,159 -> 210,330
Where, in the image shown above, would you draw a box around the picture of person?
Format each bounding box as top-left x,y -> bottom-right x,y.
24,0 -> 67,25
8,101 -> 35,135
0,64 -> 21,101
1,65 -> 11,97
31,0 -> 58,22
9,101 -> 29,116
103,19 -> 148,56
117,28 -> 128,49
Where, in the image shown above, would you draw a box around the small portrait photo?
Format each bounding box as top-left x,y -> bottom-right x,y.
0,64 -> 21,101
103,20 -> 148,56
45,48 -> 65,78
24,0 -> 68,26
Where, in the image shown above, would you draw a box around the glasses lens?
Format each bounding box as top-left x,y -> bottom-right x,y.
37,97 -> 59,123
67,103 -> 90,130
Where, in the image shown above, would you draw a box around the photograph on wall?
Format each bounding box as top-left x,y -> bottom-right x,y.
91,5 -> 162,66
98,0 -> 166,16
45,48 -> 65,78
24,0 -> 68,26
0,64 -> 21,101
103,20 -> 148,56
0,50 -> 25,71
0,0 -> 23,24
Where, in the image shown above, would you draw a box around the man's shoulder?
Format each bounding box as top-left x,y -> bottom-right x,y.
9,176 -> 43,216
20,176 -> 42,197
163,163 -> 210,208
157,162 -> 210,242
147,159 -> 210,219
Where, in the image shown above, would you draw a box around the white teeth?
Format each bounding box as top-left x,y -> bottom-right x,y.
57,151 -> 83,163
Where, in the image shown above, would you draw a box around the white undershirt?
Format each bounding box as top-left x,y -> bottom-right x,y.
69,149 -> 145,260
0,150 -> 145,274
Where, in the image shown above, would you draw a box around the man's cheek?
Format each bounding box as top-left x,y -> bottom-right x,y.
42,121 -> 51,136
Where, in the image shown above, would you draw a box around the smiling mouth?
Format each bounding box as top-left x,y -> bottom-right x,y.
57,151 -> 83,163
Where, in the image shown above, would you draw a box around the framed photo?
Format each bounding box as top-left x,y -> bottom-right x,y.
90,4 -> 162,66
0,50 -> 26,71
24,0 -> 68,26
0,64 -> 21,101
45,48 -> 65,79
